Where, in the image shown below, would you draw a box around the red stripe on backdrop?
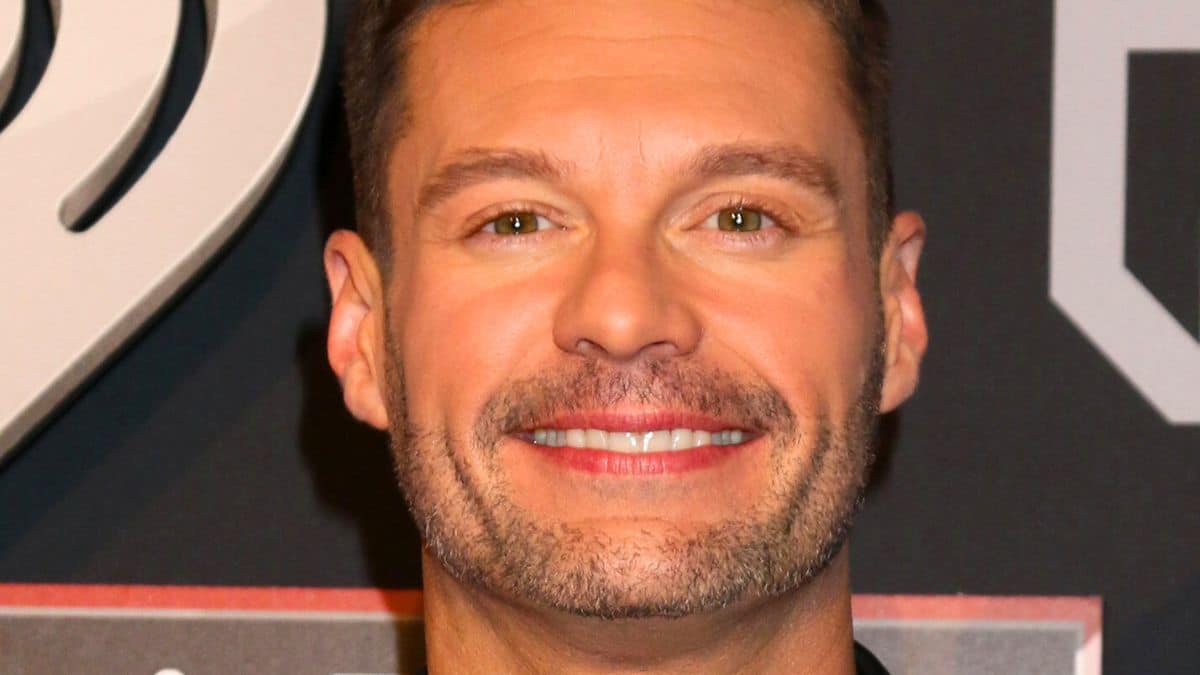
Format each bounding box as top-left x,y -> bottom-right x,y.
0,583 -> 424,616
853,594 -> 1102,640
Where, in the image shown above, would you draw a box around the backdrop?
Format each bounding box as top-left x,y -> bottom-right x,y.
1,2 -> 1196,673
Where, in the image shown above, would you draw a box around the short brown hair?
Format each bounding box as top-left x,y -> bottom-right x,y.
342,0 -> 893,265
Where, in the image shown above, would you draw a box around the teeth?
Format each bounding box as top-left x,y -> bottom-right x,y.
529,428 -> 748,453
644,430 -> 671,452
608,431 -> 640,453
586,429 -> 607,449
670,429 -> 693,450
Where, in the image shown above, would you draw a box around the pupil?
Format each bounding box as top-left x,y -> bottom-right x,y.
720,207 -> 758,231
501,213 -> 537,234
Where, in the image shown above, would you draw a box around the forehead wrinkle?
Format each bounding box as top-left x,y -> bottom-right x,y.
416,0 -> 824,73
434,31 -> 816,85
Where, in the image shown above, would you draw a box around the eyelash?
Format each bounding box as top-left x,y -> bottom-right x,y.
466,196 -> 792,248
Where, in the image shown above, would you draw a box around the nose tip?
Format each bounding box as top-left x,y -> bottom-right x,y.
553,239 -> 702,364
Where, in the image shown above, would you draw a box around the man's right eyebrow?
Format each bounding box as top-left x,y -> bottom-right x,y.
415,148 -> 569,214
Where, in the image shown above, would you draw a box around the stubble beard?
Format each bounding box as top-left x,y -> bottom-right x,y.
384,330 -> 885,620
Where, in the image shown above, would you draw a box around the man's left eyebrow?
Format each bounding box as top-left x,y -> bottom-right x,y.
689,143 -> 842,203
415,148 -> 569,215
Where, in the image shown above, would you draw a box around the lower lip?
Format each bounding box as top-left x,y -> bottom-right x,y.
523,438 -> 752,475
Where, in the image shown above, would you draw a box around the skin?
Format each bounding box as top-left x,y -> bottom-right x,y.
324,0 -> 927,673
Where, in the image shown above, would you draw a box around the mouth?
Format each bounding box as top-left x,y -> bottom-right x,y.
525,428 -> 749,452
512,410 -> 760,475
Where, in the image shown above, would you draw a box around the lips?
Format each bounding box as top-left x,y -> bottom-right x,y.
513,409 -> 758,475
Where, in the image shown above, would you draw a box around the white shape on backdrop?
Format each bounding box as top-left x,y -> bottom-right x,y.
6,1 -> 180,229
0,0 -> 23,109
1051,0 -> 1200,425
0,0 -> 326,459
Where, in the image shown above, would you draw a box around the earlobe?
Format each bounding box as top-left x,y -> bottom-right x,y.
324,230 -> 390,430
878,211 -> 929,413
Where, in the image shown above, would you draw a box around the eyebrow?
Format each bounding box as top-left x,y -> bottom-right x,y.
415,148 -> 569,215
689,142 -> 842,204
413,142 -> 841,216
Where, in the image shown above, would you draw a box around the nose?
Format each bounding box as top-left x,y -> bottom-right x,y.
552,228 -> 702,363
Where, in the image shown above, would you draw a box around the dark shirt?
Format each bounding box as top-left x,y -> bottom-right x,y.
854,641 -> 891,674
416,642 -> 891,674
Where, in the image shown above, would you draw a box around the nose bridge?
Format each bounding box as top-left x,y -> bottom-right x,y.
593,218 -> 655,275
553,220 -> 700,362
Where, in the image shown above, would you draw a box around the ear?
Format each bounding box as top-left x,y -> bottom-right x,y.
878,211 -> 928,413
324,230 -> 390,430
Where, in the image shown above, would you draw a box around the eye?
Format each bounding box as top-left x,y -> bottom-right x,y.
482,211 -> 552,235
704,206 -> 777,232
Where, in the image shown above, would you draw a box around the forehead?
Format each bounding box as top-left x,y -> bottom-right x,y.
398,0 -> 860,199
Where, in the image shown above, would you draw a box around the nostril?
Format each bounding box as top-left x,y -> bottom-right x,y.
574,337 -> 681,362
574,338 -> 607,358
639,341 -> 682,360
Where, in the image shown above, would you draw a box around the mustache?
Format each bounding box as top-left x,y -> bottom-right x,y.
475,358 -> 798,444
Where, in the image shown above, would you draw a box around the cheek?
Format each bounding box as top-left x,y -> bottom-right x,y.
700,247 -> 876,418
394,255 -> 561,431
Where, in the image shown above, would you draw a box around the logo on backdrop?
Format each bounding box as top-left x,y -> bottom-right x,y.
1051,0 -> 1200,425
0,1 -> 325,459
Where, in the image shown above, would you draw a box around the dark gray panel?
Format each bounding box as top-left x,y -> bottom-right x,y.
1125,51 -> 1200,339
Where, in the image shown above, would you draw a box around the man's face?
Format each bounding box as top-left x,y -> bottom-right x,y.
358,0 -> 918,618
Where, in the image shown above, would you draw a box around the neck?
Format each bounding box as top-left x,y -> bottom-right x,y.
421,546 -> 857,675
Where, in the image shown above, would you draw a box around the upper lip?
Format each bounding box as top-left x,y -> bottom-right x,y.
523,408 -> 750,433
